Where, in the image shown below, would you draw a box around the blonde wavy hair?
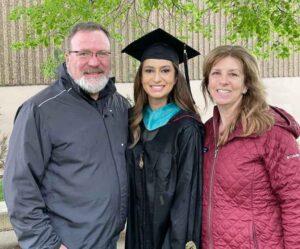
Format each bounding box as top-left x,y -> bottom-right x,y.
202,45 -> 274,145
130,62 -> 199,147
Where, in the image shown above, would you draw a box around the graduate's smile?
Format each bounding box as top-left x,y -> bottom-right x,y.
142,59 -> 176,109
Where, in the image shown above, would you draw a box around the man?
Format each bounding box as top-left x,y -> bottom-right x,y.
4,22 -> 129,249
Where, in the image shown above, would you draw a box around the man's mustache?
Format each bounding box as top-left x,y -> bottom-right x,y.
83,68 -> 104,74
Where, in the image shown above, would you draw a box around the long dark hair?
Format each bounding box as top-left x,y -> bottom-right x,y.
130,61 -> 199,147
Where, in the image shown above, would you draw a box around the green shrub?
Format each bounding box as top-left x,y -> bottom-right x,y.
0,178 -> 3,201
0,134 -> 7,169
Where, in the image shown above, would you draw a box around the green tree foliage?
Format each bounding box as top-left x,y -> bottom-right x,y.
0,110 -> 7,170
0,179 -> 3,201
205,0 -> 300,58
0,134 -> 7,169
9,0 -> 300,77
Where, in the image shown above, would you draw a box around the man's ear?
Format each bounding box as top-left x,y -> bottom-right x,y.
65,52 -> 70,64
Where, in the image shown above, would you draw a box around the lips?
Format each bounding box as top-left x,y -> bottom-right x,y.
150,85 -> 165,92
83,68 -> 104,76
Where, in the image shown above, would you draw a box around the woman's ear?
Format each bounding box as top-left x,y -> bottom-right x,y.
242,87 -> 248,94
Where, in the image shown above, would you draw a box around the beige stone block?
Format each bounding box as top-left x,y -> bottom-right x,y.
0,202 -> 13,232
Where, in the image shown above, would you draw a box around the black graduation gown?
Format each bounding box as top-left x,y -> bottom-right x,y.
125,110 -> 204,249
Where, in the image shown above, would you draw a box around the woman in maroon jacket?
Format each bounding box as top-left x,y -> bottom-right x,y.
201,45 -> 300,249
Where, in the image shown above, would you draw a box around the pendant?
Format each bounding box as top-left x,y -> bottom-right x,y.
138,153 -> 144,169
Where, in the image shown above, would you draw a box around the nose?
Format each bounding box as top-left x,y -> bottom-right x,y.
153,72 -> 161,83
219,74 -> 229,85
87,54 -> 101,67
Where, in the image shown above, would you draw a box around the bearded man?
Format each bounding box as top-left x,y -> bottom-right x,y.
4,22 -> 130,249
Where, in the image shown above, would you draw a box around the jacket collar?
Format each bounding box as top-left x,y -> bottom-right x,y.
270,105 -> 300,139
212,105 -> 300,143
58,63 -> 116,102
212,106 -> 257,144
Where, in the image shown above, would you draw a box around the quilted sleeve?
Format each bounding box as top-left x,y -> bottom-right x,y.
169,123 -> 204,249
263,127 -> 300,248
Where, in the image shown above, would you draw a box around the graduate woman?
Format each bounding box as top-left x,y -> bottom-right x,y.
122,29 -> 204,249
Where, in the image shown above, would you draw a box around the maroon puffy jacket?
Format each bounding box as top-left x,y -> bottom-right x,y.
202,106 -> 300,249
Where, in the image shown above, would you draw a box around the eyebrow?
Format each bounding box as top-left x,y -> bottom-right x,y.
143,65 -> 172,69
73,49 -> 110,52
211,68 -> 241,72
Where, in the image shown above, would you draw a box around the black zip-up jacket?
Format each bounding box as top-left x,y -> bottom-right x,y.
125,110 -> 204,249
4,63 -> 130,249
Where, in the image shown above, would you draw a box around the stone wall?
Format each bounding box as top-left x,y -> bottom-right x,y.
0,77 -> 299,139
0,0 -> 299,86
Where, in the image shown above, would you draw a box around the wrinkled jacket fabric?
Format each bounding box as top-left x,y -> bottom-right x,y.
126,111 -> 204,249
202,106 -> 300,249
4,64 -> 130,249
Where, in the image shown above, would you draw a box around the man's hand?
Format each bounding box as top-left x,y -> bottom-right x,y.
59,244 -> 68,249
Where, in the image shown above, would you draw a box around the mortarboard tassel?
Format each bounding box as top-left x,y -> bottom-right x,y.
183,44 -> 195,103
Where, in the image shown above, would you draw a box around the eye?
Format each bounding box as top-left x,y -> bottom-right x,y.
229,73 -> 238,77
161,68 -> 171,73
96,51 -> 111,58
143,68 -> 153,73
211,71 -> 220,75
78,51 -> 91,57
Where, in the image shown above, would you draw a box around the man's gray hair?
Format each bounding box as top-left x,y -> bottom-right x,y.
67,22 -> 110,50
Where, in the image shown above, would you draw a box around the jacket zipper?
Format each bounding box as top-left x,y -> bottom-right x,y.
98,104 -> 123,231
208,146 -> 218,249
252,223 -> 259,249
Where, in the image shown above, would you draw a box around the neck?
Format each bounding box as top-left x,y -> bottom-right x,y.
148,99 -> 167,111
90,92 -> 99,100
217,102 -> 241,133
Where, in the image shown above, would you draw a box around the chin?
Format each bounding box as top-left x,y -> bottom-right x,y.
75,76 -> 109,93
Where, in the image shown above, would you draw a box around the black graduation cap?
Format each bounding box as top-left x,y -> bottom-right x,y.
122,28 -> 200,99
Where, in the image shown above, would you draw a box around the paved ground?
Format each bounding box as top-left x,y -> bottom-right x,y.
0,230 -> 19,249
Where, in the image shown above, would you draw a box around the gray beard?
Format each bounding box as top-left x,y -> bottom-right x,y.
67,69 -> 109,94
74,75 -> 109,94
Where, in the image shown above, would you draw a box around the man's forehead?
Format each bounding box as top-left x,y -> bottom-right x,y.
70,30 -> 110,48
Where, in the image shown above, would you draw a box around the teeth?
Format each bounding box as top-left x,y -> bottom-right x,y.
217,89 -> 230,93
84,70 -> 102,74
